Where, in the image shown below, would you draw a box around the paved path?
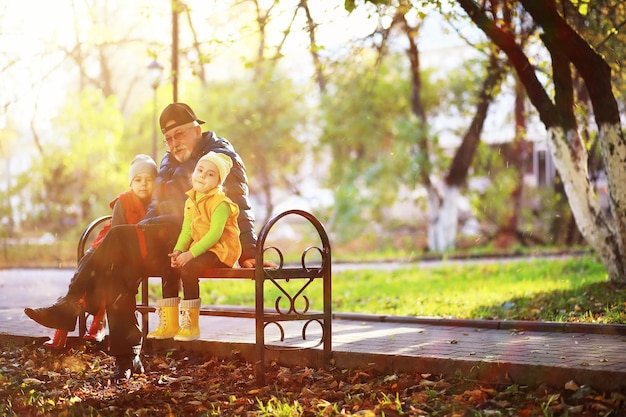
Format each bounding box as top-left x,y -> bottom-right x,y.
2,267 -> 626,392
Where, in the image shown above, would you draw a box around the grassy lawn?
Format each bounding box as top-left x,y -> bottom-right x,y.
146,254 -> 626,324
4,238 -> 623,324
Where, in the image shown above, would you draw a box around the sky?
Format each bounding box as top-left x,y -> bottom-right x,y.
1,1 -> 160,130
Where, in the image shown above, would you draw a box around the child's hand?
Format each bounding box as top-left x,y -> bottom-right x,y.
168,250 -> 183,268
169,250 -> 193,268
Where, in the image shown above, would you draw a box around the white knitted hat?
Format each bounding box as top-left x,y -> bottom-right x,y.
198,152 -> 233,185
128,154 -> 157,185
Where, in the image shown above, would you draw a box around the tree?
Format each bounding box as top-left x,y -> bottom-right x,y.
187,2 -> 310,222
0,129 -> 16,260
389,3 -> 508,252
349,0 -> 626,282
315,49 -> 443,242
458,0 -> 626,282
24,89 -> 127,232
435,52 -> 506,251
336,0 -> 507,252
446,4 -> 547,251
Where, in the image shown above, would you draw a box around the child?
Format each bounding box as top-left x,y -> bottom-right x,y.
28,154 -> 158,348
148,151 -> 241,341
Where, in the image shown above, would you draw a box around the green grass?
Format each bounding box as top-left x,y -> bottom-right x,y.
0,242 -> 77,268
147,254 -> 626,324
331,256 -> 617,322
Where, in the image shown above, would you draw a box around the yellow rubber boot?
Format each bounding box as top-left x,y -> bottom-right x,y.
147,297 -> 180,339
174,298 -> 201,341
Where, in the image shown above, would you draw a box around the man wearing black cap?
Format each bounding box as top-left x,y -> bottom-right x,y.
24,103 -> 258,383
149,102 -> 257,261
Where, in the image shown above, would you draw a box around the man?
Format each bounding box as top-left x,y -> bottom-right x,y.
25,103 -> 258,383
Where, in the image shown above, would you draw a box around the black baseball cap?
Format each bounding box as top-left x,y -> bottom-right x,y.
159,103 -> 206,134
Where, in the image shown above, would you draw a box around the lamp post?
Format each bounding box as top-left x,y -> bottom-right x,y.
147,59 -> 164,161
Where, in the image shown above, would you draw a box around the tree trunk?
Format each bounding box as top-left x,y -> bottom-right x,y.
429,185 -> 460,251
300,0 -> 327,93
429,54 -> 504,251
547,126 -> 622,281
457,0 -> 626,282
494,79 -> 527,248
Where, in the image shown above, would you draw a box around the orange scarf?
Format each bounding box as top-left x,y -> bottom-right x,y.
90,190 -> 149,249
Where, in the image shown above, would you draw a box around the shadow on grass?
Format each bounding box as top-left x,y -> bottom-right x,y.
469,281 -> 626,324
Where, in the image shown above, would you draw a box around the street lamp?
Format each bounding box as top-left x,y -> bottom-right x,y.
147,59 -> 164,161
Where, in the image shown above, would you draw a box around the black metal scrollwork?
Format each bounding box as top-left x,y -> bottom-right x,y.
254,209 -> 332,363
263,318 -> 325,351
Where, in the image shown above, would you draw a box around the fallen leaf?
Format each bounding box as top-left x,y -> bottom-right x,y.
21,378 -> 44,385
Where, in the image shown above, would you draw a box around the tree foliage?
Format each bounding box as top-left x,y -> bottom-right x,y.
23,89 -> 127,233
2,0 -> 625,261
346,0 -> 626,280
316,51 -> 441,238
181,68 -> 309,223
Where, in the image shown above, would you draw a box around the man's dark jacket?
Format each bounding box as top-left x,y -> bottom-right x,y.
144,131 -> 257,262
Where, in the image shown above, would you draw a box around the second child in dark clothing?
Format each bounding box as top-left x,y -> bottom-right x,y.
32,154 -> 157,347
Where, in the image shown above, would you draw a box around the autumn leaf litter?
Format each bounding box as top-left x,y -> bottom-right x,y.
1,341 -> 625,416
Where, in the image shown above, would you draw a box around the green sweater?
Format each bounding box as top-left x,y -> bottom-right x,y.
174,193 -> 230,258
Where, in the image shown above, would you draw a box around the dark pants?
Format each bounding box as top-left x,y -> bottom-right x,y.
64,249 -> 101,314
178,251 -> 229,300
161,265 -> 180,299
74,223 -> 179,356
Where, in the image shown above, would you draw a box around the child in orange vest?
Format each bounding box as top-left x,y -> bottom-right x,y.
37,154 -> 157,348
148,151 -> 241,341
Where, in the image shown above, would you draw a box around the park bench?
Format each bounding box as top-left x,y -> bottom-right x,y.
77,209 -> 332,384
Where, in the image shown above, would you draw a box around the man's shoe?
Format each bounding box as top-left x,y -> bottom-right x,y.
24,301 -> 78,332
111,354 -> 144,384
